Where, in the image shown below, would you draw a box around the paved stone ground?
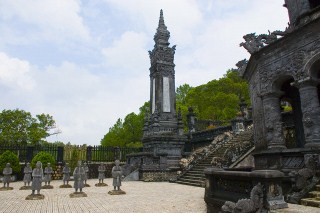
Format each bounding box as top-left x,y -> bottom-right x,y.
0,179 -> 320,213
0,179 -> 206,213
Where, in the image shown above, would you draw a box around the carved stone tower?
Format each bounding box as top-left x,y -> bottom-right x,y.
142,10 -> 186,168
148,9 -> 177,126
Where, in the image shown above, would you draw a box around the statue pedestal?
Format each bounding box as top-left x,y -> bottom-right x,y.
69,192 -> 87,198
95,183 -> 108,187
0,187 -> 13,191
25,194 -> 45,200
59,184 -> 72,188
42,185 -> 53,189
19,186 -> 31,190
108,190 -> 126,195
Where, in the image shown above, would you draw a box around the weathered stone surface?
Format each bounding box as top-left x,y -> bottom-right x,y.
59,184 -> 72,188
19,186 -> 31,190
25,194 -> 44,200
69,192 -> 87,198
0,186 -> 13,191
108,190 -> 126,195
95,183 -> 108,187
41,185 -> 53,189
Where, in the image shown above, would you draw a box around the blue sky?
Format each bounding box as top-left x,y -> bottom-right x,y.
0,0 -> 288,145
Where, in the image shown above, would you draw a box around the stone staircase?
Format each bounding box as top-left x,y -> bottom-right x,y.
301,184 -> 320,207
175,129 -> 254,187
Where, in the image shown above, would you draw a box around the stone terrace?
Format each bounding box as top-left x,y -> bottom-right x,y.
0,179 -> 319,213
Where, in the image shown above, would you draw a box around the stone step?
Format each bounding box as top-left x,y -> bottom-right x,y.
187,171 -> 204,175
175,180 -> 203,187
183,173 -> 204,179
301,198 -> 320,208
178,177 -> 205,183
309,191 -> 320,200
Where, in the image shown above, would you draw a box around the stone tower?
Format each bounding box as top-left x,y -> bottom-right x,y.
142,10 -> 186,168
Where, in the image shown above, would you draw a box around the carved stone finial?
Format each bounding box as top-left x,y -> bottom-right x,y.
154,9 -> 170,46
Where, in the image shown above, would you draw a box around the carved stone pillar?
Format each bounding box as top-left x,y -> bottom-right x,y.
262,92 -> 286,149
295,79 -> 320,148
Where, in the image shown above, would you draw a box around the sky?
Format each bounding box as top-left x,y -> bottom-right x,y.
0,0 -> 289,145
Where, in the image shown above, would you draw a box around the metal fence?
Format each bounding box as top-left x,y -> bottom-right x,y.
0,145 -> 142,163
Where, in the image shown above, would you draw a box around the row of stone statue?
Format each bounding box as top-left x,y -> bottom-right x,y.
1,160 -> 125,199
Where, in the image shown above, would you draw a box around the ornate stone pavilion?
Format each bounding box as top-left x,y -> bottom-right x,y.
125,10 -> 187,181
205,1 -> 320,212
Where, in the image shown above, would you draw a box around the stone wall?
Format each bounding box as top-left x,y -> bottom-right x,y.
140,170 -> 177,182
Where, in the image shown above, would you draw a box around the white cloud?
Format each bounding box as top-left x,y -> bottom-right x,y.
101,31 -> 149,76
0,52 -> 35,90
0,0 -> 90,43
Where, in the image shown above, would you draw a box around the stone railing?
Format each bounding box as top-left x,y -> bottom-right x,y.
176,131 -> 234,179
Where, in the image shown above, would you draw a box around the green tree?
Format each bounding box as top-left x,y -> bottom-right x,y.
185,69 -> 249,122
0,150 -> 21,174
0,109 -> 57,145
176,84 -> 193,104
31,151 -> 55,169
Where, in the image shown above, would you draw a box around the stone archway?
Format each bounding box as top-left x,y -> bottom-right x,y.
272,76 -> 305,148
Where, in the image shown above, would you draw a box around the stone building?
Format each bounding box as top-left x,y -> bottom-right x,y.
205,1 -> 320,212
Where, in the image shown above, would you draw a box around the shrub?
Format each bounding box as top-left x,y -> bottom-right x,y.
31,151 -> 55,169
69,149 -> 79,172
0,150 -> 21,174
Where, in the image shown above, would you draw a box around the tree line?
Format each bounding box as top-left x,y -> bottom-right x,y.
100,69 -> 250,147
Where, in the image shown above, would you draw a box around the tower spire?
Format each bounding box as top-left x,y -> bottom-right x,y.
154,9 -> 170,46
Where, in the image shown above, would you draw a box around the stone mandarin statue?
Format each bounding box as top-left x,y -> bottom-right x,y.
32,161 -> 43,195
73,161 -> 85,193
95,163 -> 107,187
84,162 -> 89,186
25,161 -> 44,200
98,163 -> 106,184
23,163 -> 32,186
62,163 -> 71,185
108,159 -> 125,195
2,163 -> 12,188
44,163 -> 53,186
70,161 -> 87,198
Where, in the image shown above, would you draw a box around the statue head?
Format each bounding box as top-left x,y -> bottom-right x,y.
77,160 -> 82,167
6,163 -> 10,167
36,161 -> 42,168
115,159 -> 120,166
65,162 -> 69,167
47,163 -> 51,167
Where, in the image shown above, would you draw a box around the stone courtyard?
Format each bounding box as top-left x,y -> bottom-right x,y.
0,179 -> 320,213
0,179 -> 206,213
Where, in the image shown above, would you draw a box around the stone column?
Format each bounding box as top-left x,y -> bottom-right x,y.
295,79 -> 320,148
262,92 -> 286,149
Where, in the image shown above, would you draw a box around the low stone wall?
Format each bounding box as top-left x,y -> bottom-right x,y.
140,169 -> 177,182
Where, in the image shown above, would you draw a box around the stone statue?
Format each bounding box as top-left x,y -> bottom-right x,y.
28,161 -> 44,199
60,163 -> 71,188
23,163 -> 32,186
83,162 -> 90,187
20,163 -> 32,190
2,163 -> 12,189
221,183 -> 266,213
42,163 -> 53,189
63,163 -> 70,185
70,161 -> 87,198
108,159 -> 125,195
95,163 -> 107,187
